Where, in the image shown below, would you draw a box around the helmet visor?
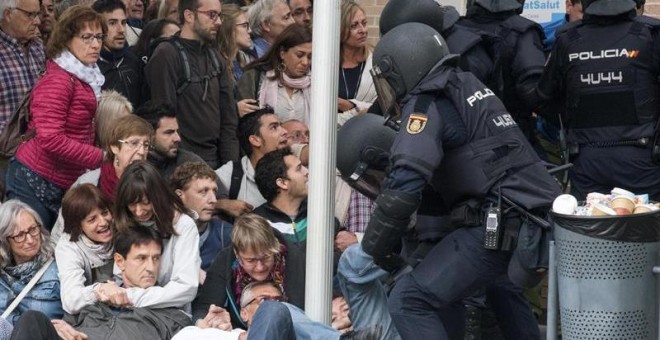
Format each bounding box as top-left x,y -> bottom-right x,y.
371,66 -> 402,122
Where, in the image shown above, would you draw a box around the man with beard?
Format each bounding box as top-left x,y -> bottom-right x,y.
146,0 -> 239,169
38,0 -> 55,43
93,0 -> 145,108
137,101 -> 204,180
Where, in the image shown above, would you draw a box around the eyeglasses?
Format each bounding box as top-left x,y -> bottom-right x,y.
242,294 -> 286,308
118,139 -> 151,150
237,253 -> 274,267
7,225 -> 41,243
196,10 -> 221,22
236,22 -> 249,30
13,7 -> 41,20
79,33 -> 106,44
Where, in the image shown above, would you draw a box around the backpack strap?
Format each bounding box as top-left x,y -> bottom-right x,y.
228,160 -> 244,200
170,38 -> 193,95
171,37 -> 225,97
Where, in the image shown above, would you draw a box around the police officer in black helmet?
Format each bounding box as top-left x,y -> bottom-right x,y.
350,22 -> 561,339
379,0 -> 497,92
533,0 -> 660,201
458,0 -> 546,149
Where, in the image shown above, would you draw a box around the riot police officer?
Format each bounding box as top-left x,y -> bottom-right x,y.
348,22 -> 561,339
458,0 -> 546,144
379,0 -> 497,91
534,0 -> 660,200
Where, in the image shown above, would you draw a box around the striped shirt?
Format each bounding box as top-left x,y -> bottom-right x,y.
0,29 -> 45,130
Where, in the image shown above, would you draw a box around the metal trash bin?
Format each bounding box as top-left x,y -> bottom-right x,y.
551,211 -> 660,340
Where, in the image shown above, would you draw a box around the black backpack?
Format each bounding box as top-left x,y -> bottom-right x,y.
143,35 -> 224,101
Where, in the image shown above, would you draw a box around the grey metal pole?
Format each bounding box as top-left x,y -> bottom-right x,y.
304,0 -> 340,324
547,240 -> 558,340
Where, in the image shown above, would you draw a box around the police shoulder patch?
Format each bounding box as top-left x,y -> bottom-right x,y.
406,113 -> 428,134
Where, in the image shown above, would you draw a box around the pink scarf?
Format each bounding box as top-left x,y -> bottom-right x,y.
259,70 -> 312,123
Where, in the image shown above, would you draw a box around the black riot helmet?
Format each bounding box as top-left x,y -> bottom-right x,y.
372,23 -> 452,111
582,0 -> 636,15
466,0 -> 523,13
336,114 -> 396,200
379,0 -> 447,36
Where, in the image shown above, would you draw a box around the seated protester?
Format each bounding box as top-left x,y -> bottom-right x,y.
114,161 -> 200,307
50,114 -> 154,244
336,244 -> 400,340
55,184 -> 115,315
280,119 -> 367,248
215,107 -> 289,219
62,225 -> 191,339
253,148 -> 309,243
281,119 -> 309,165
96,90 -> 133,147
192,214 -> 306,330
171,162 -> 233,272
92,0 -> 146,108
0,201 -> 62,324
74,114 -> 154,202
138,101 -> 204,181
238,281 -> 382,340
177,281 -> 366,340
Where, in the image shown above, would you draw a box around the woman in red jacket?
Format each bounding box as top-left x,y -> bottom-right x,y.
5,5 -> 106,230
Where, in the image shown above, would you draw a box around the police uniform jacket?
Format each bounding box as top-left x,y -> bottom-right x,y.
384,65 -> 560,212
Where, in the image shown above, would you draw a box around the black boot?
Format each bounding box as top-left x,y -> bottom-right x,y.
464,304 -> 482,340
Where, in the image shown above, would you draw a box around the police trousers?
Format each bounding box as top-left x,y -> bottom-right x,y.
388,225 -> 540,340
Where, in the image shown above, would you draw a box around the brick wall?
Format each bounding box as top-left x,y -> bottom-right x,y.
645,1 -> 660,17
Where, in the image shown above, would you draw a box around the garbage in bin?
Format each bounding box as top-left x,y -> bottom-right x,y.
549,188 -> 660,340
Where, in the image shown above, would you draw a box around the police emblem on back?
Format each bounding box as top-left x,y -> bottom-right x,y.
406,113 -> 428,134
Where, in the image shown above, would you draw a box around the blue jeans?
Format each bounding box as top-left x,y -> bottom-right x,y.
247,301 -> 339,340
5,159 -> 62,230
388,226 -> 539,340
337,244 -> 400,340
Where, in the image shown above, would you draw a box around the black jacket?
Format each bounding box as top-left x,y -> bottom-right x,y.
98,49 -> 145,108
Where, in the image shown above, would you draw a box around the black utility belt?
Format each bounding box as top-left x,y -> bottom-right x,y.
569,137 -> 652,154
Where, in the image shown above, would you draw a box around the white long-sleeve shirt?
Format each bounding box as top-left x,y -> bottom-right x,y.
123,213 -> 201,308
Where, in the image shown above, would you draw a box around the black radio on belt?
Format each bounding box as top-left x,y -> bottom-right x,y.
483,188 -> 502,250
483,206 -> 501,250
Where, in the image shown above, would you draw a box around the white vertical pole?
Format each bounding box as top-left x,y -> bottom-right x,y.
305,0 -> 340,324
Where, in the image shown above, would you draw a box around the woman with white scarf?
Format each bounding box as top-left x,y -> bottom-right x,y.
237,24 -> 312,125
6,5 -> 106,231
55,184 -> 114,316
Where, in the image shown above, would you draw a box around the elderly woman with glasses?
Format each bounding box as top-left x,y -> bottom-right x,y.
192,213 -> 306,330
0,200 -> 62,324
49,114 -> 153,244
6,5 -> 107,231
